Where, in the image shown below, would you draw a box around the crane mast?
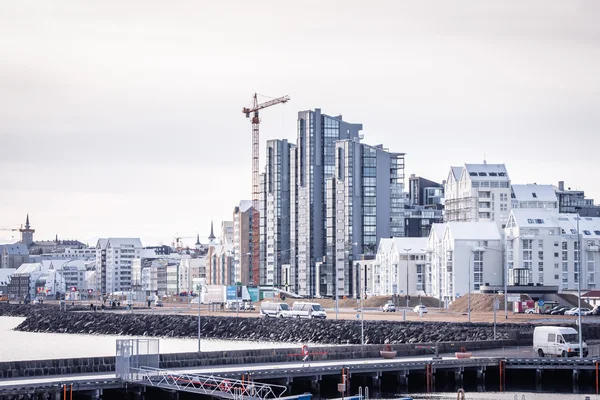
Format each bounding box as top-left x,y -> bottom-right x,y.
242,93 -> 290,285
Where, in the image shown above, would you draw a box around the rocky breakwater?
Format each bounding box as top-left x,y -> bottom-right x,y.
0,303 -> 557,344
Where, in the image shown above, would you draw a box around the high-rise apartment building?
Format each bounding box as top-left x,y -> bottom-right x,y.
95,238 -> 142,294
233,200 -> 254,285
324,141 -> 405,297
260,139 -> 295,288
290,109 -> 363,297
444,163 -> 511,231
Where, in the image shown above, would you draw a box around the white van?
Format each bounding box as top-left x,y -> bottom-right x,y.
291,302 -> 327,319
533,326 -> 588,358
260,302 -> 291,318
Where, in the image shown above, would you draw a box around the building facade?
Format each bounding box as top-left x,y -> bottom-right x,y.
233,200 -> 254,285
95,238 -> 142,294
374,238 -> 428,296
291,109 -> 363,297
505,209 -> 600,291
444,163 -> 511,232
1,244 -> 29,270
324,141 -> 405,297
408,175 -> 444,208
261,139 -> 295,288
427,222 -> 503,304
511,184 -> 558,210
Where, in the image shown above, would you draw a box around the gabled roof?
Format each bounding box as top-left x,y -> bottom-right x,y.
96,239 -> 108,249
450,167 -> 462,180
14,262 -> 43,275
238,200 -> 253,213
445,222 -> 501,241
391,237 -> 428,254
377,238 -> 394,255
430,223 -> 446,240
582,290 -> 600,298
508,209 -> 560,228
106,238 -> 143,248
512,184 -> 558,203
3,243 -> 28,255
464,163 -> 508,177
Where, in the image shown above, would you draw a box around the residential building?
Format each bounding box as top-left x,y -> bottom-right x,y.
444,163 -> 511,231
2,243 -> 29,269
556,181 -> 599,215
261,139 -> 295,288
505,209 -> 600,291
290,109 -> 363,297
7,263 -> 49,300
324,141 -> 405,297
511,184 -> 558,210
95,238 -> 143,294
374,238 -> 428,296
0,268 -> 15,296
220,221 -> 234,245
428,222 -> 503,304
404,206 -> 444,238
39,247 -> 97,260
233,200 -> 254,285
205,243 -> 234,285
408,175 -> 444,208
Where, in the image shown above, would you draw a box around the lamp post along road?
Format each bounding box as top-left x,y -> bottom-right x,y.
404,249 -> 411,308
468,251 -> 475,323
198,296 -> 202,353
423,249 -> 443,310
576,212 -> 583,356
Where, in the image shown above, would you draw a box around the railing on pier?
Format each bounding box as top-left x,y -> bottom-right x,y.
130,366 -> 288,400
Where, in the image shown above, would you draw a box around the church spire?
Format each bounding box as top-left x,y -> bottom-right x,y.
195,233 -> 200,245
208,219 -> 216,243
25,214 -> 30,229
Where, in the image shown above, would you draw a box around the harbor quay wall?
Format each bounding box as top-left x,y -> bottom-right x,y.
0,339 -> 523,379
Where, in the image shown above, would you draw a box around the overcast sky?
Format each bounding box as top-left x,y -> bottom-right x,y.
1,1 -> 599,246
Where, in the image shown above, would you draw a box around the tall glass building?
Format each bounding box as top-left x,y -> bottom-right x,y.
324,141 -> 405,297
260,139 -> 295,288
291,109 -> 363,297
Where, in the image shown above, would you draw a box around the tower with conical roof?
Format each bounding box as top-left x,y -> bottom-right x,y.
195,233 -> 203,251
208,220 -> 216,244
19,214 -> 35,247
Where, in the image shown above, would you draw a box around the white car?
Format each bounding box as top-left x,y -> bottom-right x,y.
567,308 -> 591,316
525,308 -> 536,314
413,305 -> 427,314
382,303 -> 396,312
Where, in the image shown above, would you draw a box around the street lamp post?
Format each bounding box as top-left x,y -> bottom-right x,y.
404,249 -> 411,303
198,294 -> 202,353
422,249 -> 443,310
468,250 -> 475,323
575,211 -> 583,357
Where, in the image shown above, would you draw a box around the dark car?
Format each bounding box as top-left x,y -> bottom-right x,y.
546,305 -> 565,315
550,306 -> 569,315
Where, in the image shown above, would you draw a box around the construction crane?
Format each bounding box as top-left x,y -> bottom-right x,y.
242,93 -> 290,285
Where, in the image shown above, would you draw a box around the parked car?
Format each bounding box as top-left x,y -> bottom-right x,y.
413,305 -> 427,314
545,305 -> 564,315
525,308 -> 536,314
382,303 -> 396,312
565,307 -> 591,316
243,302 -> 255,311
550,306 -> 570,315
155,300 -> 163,307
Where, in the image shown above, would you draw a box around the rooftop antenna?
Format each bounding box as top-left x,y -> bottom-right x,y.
483,154 -> 487,165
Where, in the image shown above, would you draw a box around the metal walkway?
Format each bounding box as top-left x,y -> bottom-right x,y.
129,367 -> 288,400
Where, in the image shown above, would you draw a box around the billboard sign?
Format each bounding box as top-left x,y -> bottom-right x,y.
226,286 -> 237,301
247,287 -> 259,302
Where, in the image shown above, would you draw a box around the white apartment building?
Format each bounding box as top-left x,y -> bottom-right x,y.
511,184 -> 558,210
505,209 -> 600,291
95,238 -> 142,294
374,238 -> 428,296
444,163 -> 511,232
39,247 -> 97,260
428,222 -> 503,304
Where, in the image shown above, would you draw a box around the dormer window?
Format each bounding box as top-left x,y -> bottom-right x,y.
532,193 -> 537,198
469,172 -> 478,176
584,230 -> 591,235
478,172 -> 487,176
489,172 -> 498,176
498,172 -> 506,176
